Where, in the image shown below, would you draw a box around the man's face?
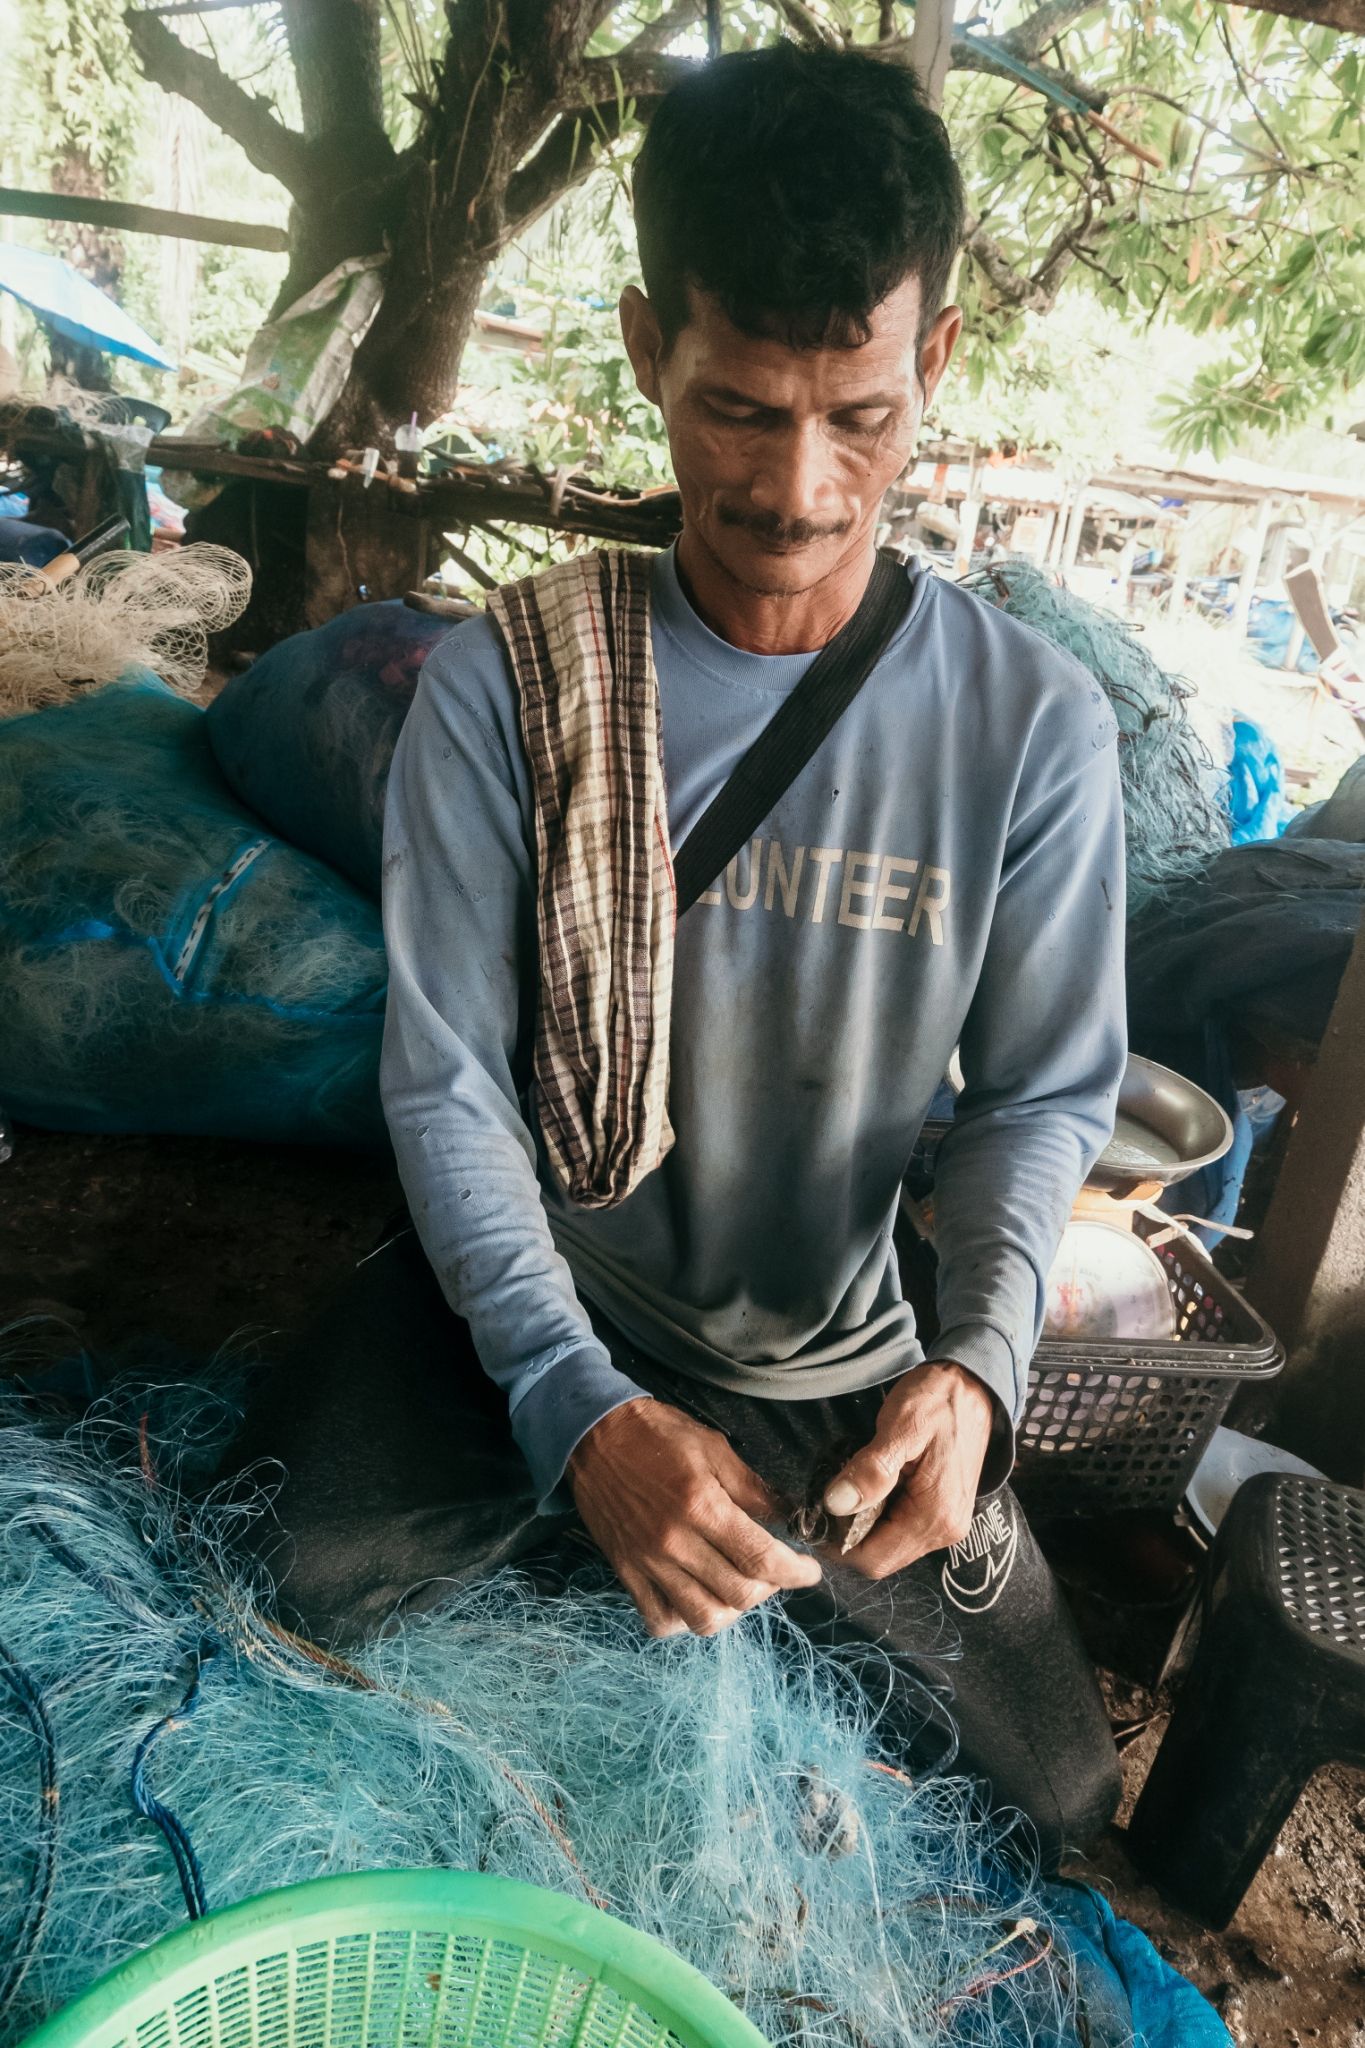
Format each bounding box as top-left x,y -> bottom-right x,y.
621,276 -> 960,601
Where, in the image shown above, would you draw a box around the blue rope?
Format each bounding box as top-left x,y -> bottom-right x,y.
0,1634 -> 59,2018
130,1637 -> 217,1921
35,1507 -> 216,1922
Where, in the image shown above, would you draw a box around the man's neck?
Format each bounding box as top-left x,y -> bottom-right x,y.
675,528 -> 878,654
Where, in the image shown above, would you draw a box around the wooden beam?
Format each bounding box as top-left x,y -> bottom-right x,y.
0,187 -> 288,253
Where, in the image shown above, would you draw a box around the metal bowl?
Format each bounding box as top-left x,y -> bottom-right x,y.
1089,1054 -> 1234,1194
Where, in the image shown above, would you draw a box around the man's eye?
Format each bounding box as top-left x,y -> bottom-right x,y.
709,402 -> 762,423
836,412 -> 892,435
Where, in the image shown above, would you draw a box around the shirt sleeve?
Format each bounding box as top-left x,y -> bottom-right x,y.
379,632 -> 649,1507
921,677 -> 1127,1491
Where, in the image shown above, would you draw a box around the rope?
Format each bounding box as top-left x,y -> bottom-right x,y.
129,1638 -> 217,1921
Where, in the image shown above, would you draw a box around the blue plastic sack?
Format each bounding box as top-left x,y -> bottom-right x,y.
207,600 -> 453,894
0,515 -> 68,567
1226,715 -> 1293,844
0,676 -> 387,1145
1041,1882 -> 1231,2046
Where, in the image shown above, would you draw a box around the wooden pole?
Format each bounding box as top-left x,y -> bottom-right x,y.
1061,486 -> 1089,572
0,187 -> 288,253
908,0 -> 955,107
1230,494 -> 1275,642
1248,914 -> 1365,1478
1166,510 -> 1196,618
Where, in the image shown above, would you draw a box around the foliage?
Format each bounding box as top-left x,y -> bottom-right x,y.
935,2 -> 1365,455
402,0 -> 1365,457
2,1 -> 1361,458
487,188 -> 675,489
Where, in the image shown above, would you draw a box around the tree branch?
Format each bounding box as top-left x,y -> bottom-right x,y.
876,30 -> 1108,113
945,33 -> 1107,112
771,0 -> 843,46
568,49 -> 700,106
280,0 -> 389,150
505,7 -> 710,228
963,203 -> 1101,315
1211,0 -> 1365,28
124,8 -> 312,193
998,0 -> 1099,61
617,0 -> 708,54
504,103 -> 628,230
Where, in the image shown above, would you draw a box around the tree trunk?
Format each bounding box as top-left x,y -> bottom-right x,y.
270,0 -> 399,317
323,252 -> 488,451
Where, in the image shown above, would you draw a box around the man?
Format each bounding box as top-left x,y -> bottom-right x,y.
249,42 -> 1126,1864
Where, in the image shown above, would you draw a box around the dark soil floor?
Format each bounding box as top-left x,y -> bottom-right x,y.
2,1124 -> 1363,2046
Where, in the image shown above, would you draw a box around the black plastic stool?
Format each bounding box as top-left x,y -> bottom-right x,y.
1128,1471 -> 1365,1926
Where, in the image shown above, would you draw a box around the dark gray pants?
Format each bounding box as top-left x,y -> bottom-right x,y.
235,1229 -> 1119,1870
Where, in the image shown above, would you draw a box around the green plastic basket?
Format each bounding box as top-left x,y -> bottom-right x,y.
18,1871 -> 771,2048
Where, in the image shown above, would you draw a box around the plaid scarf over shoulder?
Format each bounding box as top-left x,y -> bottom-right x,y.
486,550 -> 676,1210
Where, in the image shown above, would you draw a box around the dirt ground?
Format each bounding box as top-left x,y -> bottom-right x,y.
3,1124 -> 1364,2044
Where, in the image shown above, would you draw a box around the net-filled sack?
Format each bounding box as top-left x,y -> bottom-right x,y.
207,601 -> 453,896
0,676 -> 387,1145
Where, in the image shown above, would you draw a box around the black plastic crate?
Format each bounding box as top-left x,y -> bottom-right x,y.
1014,1215 -> 1283,1518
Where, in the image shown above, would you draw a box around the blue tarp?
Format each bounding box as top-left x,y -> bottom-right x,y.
0,241 -> 175,369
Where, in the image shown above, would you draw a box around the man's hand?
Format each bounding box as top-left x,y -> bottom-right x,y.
568,1398 -> 822,1637
821,1362 -> 995,1580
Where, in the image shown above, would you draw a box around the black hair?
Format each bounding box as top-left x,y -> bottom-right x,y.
632,41 -> 965,355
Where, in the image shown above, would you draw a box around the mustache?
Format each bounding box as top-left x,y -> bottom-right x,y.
716,506 -> 852,545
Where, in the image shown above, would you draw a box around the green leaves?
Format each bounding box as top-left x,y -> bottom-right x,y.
946,0 -> 1365,453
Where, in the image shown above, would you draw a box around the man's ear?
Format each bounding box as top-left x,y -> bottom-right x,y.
917,303 -> 963,408
620,286 -> 664,405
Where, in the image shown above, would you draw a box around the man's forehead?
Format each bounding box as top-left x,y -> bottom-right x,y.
674,277 -> 924,400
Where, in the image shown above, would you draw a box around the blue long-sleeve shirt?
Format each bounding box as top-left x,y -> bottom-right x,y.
380,548 -> 1126,1506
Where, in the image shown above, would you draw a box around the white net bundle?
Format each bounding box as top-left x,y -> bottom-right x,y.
0,545 -> 252,717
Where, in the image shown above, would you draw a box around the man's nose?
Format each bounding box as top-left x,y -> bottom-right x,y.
747,420 -> 834,527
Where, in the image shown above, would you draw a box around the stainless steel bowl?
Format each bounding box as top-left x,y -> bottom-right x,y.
1089,1054 -> 1234,1193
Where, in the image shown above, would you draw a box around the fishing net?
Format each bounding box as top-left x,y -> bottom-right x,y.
207,600 -> 453,895
962,563 -> 1229,916
0,1379 -> 1227,2048
0,545 -> 251,717
0,676 -> 386,1145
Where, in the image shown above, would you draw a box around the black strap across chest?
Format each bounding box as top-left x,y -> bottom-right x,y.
671,549 -> 914,916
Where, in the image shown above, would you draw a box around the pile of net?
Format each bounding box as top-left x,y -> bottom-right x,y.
0,1382 -> 1229,2048
962,563 -> 1229,916
0,545 -> 251,717
207,600 -> 452,894
0,676 -> 386,1145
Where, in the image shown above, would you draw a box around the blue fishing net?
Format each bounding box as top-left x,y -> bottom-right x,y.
0,676 -> 387,1145
962,563 -> 1229,916
0,1379 -> 1229,2048
207,601 -> 452,895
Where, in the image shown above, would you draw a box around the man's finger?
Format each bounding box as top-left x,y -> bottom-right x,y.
649,1557 -> 744,1637
667,1525 -> 779,1613
846,1453 -> 974,1581
711,1437 -> 781,1523
701,1490 -> 824,1591
618,1562 -> 687,1639
822,1410 -> 931,1520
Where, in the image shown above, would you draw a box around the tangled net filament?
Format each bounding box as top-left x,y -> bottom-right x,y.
0,546 -> 251,716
